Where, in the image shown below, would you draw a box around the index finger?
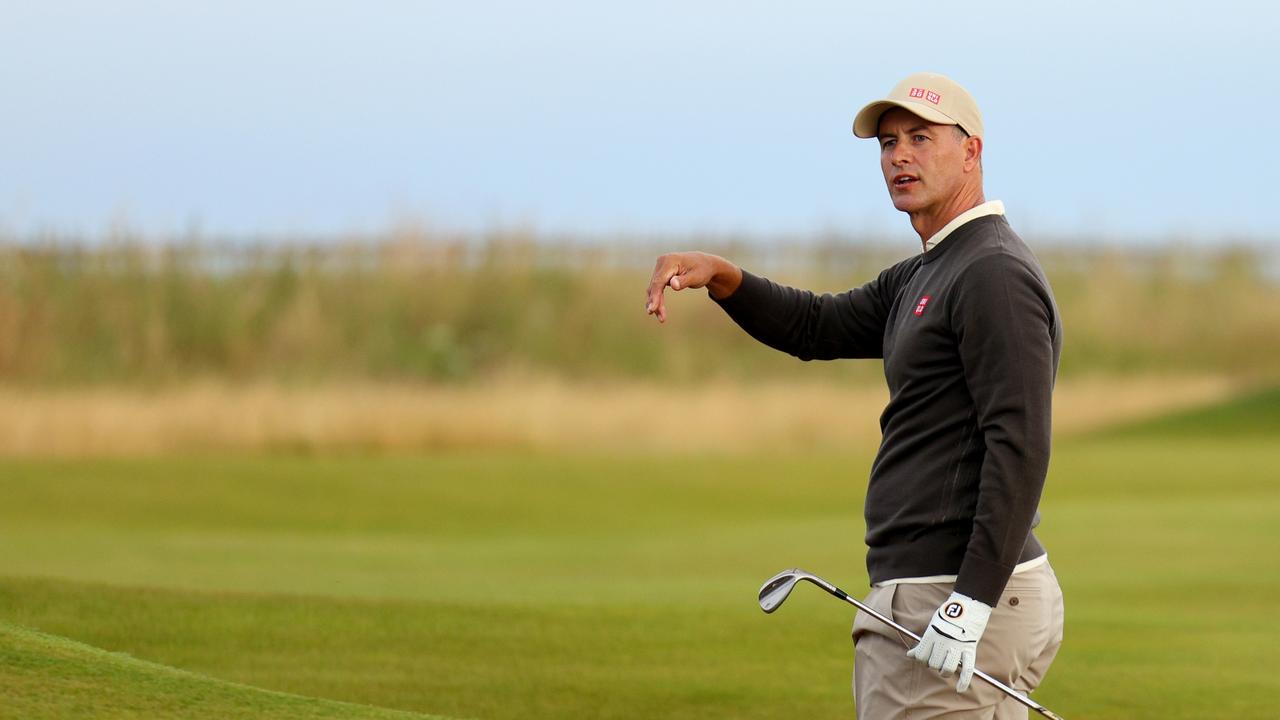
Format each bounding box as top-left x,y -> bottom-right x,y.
646,258 -> 679,313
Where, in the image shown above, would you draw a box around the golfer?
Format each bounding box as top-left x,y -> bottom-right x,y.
645,72 -> 1065,718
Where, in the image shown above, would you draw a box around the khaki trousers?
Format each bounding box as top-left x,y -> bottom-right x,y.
851,562 -> 1064,720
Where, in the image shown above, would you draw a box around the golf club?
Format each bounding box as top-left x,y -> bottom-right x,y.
759,568 -> 1066,720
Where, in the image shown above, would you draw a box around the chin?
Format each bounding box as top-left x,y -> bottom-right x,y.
890,194 -> 925,213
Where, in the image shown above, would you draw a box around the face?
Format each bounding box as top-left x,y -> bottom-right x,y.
877,107 -> 978,215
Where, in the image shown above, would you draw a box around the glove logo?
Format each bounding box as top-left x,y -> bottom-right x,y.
943,602 -> 964,619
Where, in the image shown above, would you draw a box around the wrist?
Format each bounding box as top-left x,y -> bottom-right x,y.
706,256 -> 743,300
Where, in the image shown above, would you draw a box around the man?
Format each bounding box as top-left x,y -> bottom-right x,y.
644,72 -> 1065,718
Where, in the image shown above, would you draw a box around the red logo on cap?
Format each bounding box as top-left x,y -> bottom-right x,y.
914,295 -> 931,316
909,87 -> 942,104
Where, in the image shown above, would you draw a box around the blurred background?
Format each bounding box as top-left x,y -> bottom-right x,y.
3,0 -> 1277,455
1,2 -> 1277,719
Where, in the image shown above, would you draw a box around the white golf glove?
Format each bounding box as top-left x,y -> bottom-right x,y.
906,591 -> 992,692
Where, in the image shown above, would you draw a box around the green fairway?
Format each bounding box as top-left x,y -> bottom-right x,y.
0,621 -> 441,720
1103,384 -> 1280,439
2,400 -> 1278,718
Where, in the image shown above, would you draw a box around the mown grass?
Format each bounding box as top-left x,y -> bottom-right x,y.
0,621 -> 444,720
0,236 -> 1276,385
2,399 -> 1278,718
0,453 -> 869,720
1102,383 -> 1280,439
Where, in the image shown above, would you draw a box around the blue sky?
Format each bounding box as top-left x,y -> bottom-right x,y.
2,1 -> 1277,241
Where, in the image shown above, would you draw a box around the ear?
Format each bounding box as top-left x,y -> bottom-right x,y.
963,135 -> 983,172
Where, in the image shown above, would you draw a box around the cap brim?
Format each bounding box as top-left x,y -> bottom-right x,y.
852,100 -> 956,138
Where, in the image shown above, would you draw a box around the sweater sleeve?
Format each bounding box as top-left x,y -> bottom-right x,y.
951,252 -> 1058,605
710,258 -> 917,361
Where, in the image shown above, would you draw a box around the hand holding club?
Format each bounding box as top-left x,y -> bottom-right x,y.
906,591 -> 992,692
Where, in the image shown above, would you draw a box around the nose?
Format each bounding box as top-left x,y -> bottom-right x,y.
889,142 -> 911,167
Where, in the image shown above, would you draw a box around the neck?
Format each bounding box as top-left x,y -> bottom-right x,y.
910,184 -> 985,250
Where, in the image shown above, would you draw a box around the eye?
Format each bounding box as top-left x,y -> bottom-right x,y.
913,134 -> 929,143
880,138 -> 896,150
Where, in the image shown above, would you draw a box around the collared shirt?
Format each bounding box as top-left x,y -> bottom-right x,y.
924,199 -> 1006,252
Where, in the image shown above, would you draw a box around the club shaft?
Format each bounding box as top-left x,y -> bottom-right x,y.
813,577 -> 1065,720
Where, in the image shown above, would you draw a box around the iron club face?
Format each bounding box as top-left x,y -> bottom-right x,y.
759,568 -> 856,615
758,568 -> 812,613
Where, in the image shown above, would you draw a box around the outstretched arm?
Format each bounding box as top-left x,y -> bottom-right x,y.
645,251 -> 919,361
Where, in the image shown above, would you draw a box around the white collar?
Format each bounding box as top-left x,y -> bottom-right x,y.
924,200 -> 1005,252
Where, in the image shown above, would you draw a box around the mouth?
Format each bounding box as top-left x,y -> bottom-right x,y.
892,173 -> 919,189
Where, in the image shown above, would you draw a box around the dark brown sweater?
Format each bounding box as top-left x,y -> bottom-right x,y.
713,214 -> 1061,605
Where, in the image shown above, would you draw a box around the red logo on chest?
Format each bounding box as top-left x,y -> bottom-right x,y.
913,295 -> 931,316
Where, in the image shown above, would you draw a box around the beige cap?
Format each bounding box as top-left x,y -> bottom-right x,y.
853,72 -> 984,139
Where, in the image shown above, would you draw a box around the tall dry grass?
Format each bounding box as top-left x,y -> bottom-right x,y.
0,231 -> 1276,386
0,374 -> 1239,457
1,230 -> 1266,456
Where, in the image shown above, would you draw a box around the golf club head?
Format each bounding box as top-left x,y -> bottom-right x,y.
758,568 -> 813,613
